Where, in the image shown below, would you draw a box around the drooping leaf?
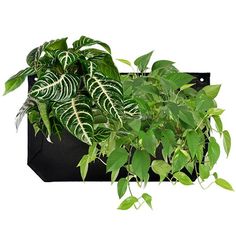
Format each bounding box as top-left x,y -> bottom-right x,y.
117,196 -> 138,210
111,168 -> 120,184
15,97 -> 35,131
161,129 -> 176,159
132,150 -> 150,181
117,178 -> 128,199
53,95 -> 94,145
179,110 -> 196,128
73,35 -> 111,53
215,178 -> 234,191
203,85 -> 221,99
116,58 -> 132,67
139,130 -> 157,156
124,99 -> 141,119
134,51 -> 153,73
207,108 -> 224,116
208,137 -> 220,169
106,148 -> 128,172
172,149 -> 190,173
173,172 -> 193,185
94,127 -> 111,142
186,130 -> 200,158
212,115 -> 223,133
142,193 -> 152,209
4,67 -> 35,95
26,46 -> 43,68
56,50 -> 78,70
199,164 -> 210,180
151,160 -> 171,181
223,130 -> 231,156
77,154 -> 90,180
84,68 -> 123,123
29,71 -> 80,102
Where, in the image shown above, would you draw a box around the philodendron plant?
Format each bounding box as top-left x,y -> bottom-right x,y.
4,36 -> 232,210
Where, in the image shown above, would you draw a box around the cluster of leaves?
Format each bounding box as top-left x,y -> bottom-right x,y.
4,37 -> 232,210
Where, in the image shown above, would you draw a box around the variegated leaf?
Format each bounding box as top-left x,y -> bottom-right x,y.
94,127 -> 111,142
26,46 -> 43,68
53,95 -> 94,145
56,50 -> 78,70
73,35 -> 111,53
124,99 -> 141,119
29,71 -> 80,101
15,97 -> 36,131
84,64 -> 123,123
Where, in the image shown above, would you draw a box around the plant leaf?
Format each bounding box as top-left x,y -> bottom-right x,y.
212,115 -> 223,133
117,178 -> 128,199
56,50 -> 78,70
139,130 -> 157,156
142,193 -> 152,209
199,164 -> 210,180
132,150 -> 150,181
207,108 -> 224,116
4,67 -> 35,95
44,38 -> 68,52
134,51 -> 153,73
124,99 -> 141,119
77,154 -> 89,181
151,60 -> 175,71
73,35 -> 111,53
179,110 -> 196,128
151,160 -> 171,181
106,148 -> 128,172
116,58 -> 132,67
186,130 -> 200,158
53,95 -> 94,145
29,71 -> 80,102
117,196 -> 138,210
223,130 -> 231,156
215,178 -> 234,191
165,72 -> 193,90
172,149 -> 190,173
94,127 -> 111,142
128,119 -> 141,133
203,85 -> 221,99
173,172 -> 193,185
208,137 -> 220,169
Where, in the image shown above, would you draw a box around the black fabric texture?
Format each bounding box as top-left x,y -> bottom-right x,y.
27,73 -> 210,182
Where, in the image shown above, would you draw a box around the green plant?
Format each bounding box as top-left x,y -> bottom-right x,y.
4,36 -> 232,210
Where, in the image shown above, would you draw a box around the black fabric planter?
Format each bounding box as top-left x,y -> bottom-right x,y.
27,73 -> 210,182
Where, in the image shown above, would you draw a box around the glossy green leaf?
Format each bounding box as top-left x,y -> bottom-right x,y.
116,58 -> 132,67
203,85 -> 221,99
151,160 -> 171,181
139,130 -> 157,156
173,172 -> 193,185
180,83 -> 195,91
179,110 -> 196,128
208,137 -> 220,169
118,196 -> 138,210
186,130 -> 200,158
151,60 -> 175,71
128,119 -> 141,133
165,73 -> 193,90
199,164 -> 210,180
117,178 -> 128,199
77,154 -> 89,180
172,149 -> 190,173
111,169 -> 120,184
132,150 -> 150,181
124,99 -> 141,119
106,148 -> 128,172
161,129 -> 176,158
44,38 -> 68,52
94,127 -> 111,142
134,51 -> 153,73
142,193 -> 152,209
223,130 -> 231,156
56,50 -> 78,70
212,115 -> 223,133
215,178 -> 234,191
207,108 -> 224,116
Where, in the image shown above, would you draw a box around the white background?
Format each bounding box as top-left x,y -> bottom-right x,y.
0,0 -> 235,235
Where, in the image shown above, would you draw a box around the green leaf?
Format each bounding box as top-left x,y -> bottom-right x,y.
207,108 -> 224,116
128,119 -> 141,133
179,110 -> 196,128
139,130 -> 157,156
203,85 -> 221,99
56,50 -> 78,70
186,130 -> 200,158
84,65 -> 123,123
142,193 -> 152,209
124,99 -> 141,119
77,154 -> 89,181
132,150 -> 150,181
161,129 -> 176,159
151,60 -> 175,71
53,95 -> 94,145
215,178 -> 234,191
173,172 -> 193,185
199,164 -> 210,180
4,67 -> 35,95
29,71 -> 80,102
116,58 -> 132,67
151,160 -> 171,181
111,169 -> 120,184
94,127 -> 111,142
212,115 -> 223,133
26,46 -> 43,67
180,83 -> 195,91
106,148 -> 128,172
208,137 -> 220,169
172,149 -> 190,173
223,130 -> 231,156
134,51 -> 153,73
37,101 -> 52,142
118,196 -> 138,210
73,35 -> 111,53
44,38 -> 68,52
165,73 -> 194,90
117,178 -> 128,199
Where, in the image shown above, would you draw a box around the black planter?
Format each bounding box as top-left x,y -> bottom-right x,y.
27,73 -> 210,182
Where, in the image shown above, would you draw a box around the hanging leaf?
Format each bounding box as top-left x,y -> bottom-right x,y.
186,130 -> 200,158
4,67 -> 35,95
134,51 -> 153,73
142,193 -> 153,209
173,172 -> 193,185
56,50 -> 78,70
139,130 -> 157,156
84,69 -> 123,123
73,35 -> 111,53
53,95 -> 94,145
212,115 -> 223,133
151,160 -> 171,181
215,178 -> 234,191
223,130 -> 231,157
208,137 -> 220,169
117,196 -> 138,210
124,99 -> 141,119
199,164 -> 210,180
117,178 -> 128,199
29,71 -> 80,102
26,46 -> 43,68
116,58 -> 132,67
172,149 -> 190,173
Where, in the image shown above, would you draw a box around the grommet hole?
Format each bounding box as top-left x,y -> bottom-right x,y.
199,78 -> 204,82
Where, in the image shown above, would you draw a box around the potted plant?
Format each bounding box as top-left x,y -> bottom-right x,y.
4,36 -> 233,210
